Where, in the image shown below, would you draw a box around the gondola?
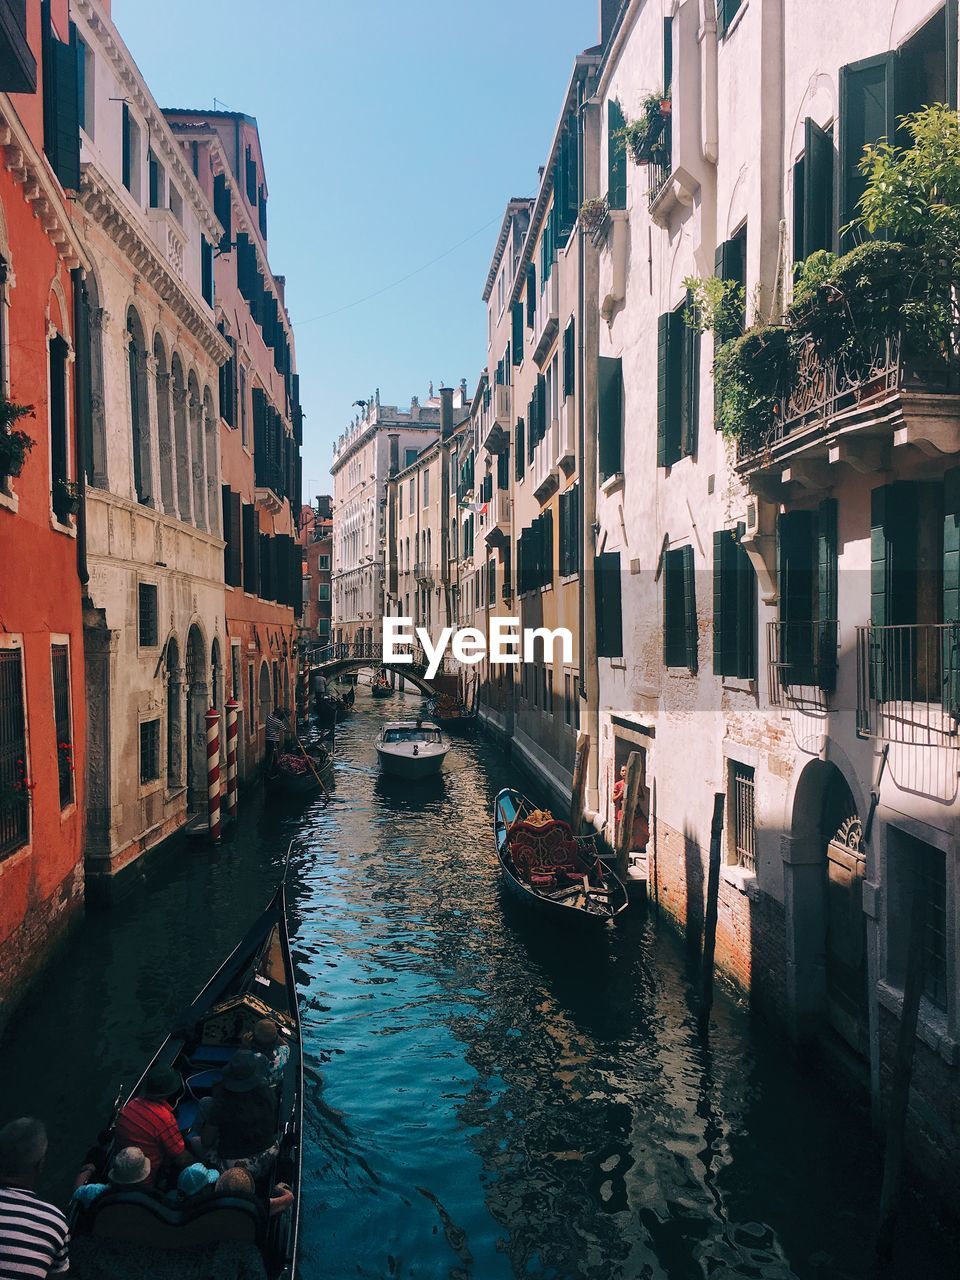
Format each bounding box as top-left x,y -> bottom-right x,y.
494,788 -> 629,926
370,673 -> 392,699
425,693 -> 478,732
314,687 -> 354,728
266,746 -> 333,799
69,884 -> 303,1279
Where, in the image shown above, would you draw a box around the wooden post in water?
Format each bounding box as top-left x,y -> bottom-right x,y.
569,733 -> 590,835
877,879 -> 926,1261
614,751 -> 643,881
698,793 -> 725,1034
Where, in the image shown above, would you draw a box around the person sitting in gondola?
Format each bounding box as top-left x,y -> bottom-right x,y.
113,1064 -> 193,1187
71,1146 -> 154,1207
196,1051 -> 279,1178
215,1167 -> 294,1217
241,1018 -> 290,1087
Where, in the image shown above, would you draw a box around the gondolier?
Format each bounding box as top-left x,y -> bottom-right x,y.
265,707 -> 288,772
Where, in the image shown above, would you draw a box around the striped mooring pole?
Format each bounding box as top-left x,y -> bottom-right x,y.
224,698 -> 239,824
205,707 -> 221,844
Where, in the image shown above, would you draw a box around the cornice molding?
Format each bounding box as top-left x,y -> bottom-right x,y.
78,165 -> 230,366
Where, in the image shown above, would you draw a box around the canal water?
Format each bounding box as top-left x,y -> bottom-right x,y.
1,688 -> 954,1279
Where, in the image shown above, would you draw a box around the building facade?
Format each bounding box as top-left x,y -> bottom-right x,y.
0,0 -> 88,1025
71,0 -> 229,889
300,495 -> 333,648
164,108 -> 302,782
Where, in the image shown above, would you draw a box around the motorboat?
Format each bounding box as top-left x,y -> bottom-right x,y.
375,719 -> 449,780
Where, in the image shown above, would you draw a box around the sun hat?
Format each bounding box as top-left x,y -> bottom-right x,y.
252,1018 -> 279,1049
222,1050 -> 270,1093
142,1063 -> 182,1100
177,1162 -> 219,1196
108,1147 -> 151,1185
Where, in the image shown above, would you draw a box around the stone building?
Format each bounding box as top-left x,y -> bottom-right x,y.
164,108 -> 303,782
0,0 -> 88,1025
71,0 -> 229,891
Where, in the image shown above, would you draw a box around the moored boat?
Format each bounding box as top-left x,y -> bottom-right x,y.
68,883 -> 303,1278
376,719 -> 449,779
494,788 -> 628,925
425,693 -> 477,732
266,748 -> 333,799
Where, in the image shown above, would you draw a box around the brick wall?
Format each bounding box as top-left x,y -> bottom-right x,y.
0,862 -> 83,1036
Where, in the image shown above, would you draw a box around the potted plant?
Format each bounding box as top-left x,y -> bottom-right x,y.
579,197 -> 609,235
54,477 -> 82,519
619,92 -> 671,165
0,397 -> 35,479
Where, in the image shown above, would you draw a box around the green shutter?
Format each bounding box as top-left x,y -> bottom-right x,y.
598,356 -> 623,481
608,100 -> 626,210
713,530 -> 731,675
526,264 -> 537,326
839,52 -> 895,246
515,418 -> 525,481
804,118 -> 835,256
779,509 -> 816,683
512,301 -> 524,363
595,552 -> 623,659
715,530 -> 753,677
563,318 -> 576,398
121,102 -> 131,190
680,299 -> 699,457
682,544 -> 698,672
657,312 -> 682,467
735,525 -> 757,679
663,549 -> 685,666
817,498 -> 839,690
793,156 -> 806,264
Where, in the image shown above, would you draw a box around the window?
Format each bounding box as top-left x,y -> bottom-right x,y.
239,365 -> 248,448
657,298 -> 699,466
319,583 -> 331,602
201,239 -> 214,308
41,2 -> 79,188
607,99 -> 626,210
140,718 -> 160,784
121,103 -> 141,200
488,560 -> 496,605
793,122 -> 834,264
213,173 -> 232,249
49,333 -> 69,520
242,502 -> 260,594
562,318 -> 576,399
512,301 -> 524,363
76,33 -> 92,137
138,582 -> 159,646
559,484 -> 580,577
409,477 -> 415,509
221,488 -> 242,587
564,672 -> 573,726
517,512 -> 552,593
423,468 -> 429,507
148,150 -> 164,209
514,418 -> 525,482
0,0 -> 36,94
245,145 -> 258,204
664,545 -> 697,670
218,333 -> 236,427
886,831 -> 948,1011
168,182 -> 182,224
595,552 -> 623,659
51,643 -> 73,808
598,356 -> 623,481
526,264 -> 536,328
715,226 -> 747,340
729,762 -> 756,871
544,667 -> 553,714
319,554 -> 330,570
0,646 -> 28,856
778,502 -> 838,688
713,527 -> 756,679
404,448 -> 419,468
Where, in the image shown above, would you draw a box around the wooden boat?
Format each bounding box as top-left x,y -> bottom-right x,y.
314,687 -> 353,727
266,748 -> 333,798
376,719 -> 449,779
494,788 -> 629,925
370,674 -> 392,699
425,693 -> 478,732
69,884 -> 303,1278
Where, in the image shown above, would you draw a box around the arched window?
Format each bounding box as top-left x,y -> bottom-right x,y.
171,354 -> 191,523
203,386 -> 219,536
154,335 -> 175,514
187,370 -> 206,530
258,661 -> 271,726
126,308 -> 152,505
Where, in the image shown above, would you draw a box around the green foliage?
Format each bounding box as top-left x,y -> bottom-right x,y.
579,197 -> 608,233
0,398 -> 35,478
617,92 -> 670,165
713,326 -> 792,452
683,275 -> 746,344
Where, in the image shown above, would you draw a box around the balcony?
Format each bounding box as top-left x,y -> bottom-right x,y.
480,383 -> 511,454
414,562 -> 434,586
856,623 -> 960,747
532,271 -> 559,367
767,619 -> 838,709
557,400 -> 576,474
254,459 -> 285,512
533,424 -> 560,504
738,330 -> 960,484
483,488 -> 511,548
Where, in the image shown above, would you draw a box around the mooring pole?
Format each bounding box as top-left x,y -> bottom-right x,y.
877,880 -> 926,1261
205,708 -> 222,844
224,698 -> 239,824
569,732 -> 590,835
698,793 -> 726,1034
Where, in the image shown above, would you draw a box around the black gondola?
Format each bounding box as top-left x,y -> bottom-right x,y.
494,788 -> 628,926
69,884 -> 303,1279
266,748 -> 333,799
314,687 -> 353,727
370,673 -> 392,698
425,694 -> 478,732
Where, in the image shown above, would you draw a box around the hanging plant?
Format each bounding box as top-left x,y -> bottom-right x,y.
0,398 -> 36,479
617,91 -> 671,165
579,197 -> 609,234
54,477 -> 82,518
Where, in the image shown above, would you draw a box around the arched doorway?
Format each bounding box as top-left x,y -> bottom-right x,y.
166,637 -> 182,789
185,625 -> 207,810
788,760 -> 868,1063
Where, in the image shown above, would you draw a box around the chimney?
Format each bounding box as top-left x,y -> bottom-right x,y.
388,433 -> 400,477
439,386 -> 454,441
599,0 -> 621,47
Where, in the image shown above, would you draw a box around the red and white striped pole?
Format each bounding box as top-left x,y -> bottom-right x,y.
224,698 -> 239,824
205,707 -> 221,844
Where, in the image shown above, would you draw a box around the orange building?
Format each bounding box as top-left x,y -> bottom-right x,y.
0,1 -> 89,1026
299,497 -> 333,650
165,109 -> 303,782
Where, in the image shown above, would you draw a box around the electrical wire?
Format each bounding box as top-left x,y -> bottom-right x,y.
293,214 -> 502,326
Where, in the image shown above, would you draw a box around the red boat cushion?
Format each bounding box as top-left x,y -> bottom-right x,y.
506,818 -> 586,887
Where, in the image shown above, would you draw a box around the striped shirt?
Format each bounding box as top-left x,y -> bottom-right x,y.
264,712 -> 286,744
0,1185 -> 69,1278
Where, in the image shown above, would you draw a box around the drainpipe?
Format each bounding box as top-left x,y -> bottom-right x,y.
71,268 -> 89,586
580,91 -> 602,818
699,0 -> 719,166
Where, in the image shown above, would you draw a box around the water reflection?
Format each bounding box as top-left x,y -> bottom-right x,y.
0,691 -> 953,1279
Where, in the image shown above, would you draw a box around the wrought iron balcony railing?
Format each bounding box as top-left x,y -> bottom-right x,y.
766,619 -> 838,708
856,623 -> 960,747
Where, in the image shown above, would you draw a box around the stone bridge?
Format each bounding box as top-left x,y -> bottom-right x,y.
303,642 -> 459,697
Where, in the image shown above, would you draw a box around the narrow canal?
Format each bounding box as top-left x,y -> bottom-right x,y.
1,689 -> 953,1279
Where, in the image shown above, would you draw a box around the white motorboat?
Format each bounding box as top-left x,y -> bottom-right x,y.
376,719 -> 449,779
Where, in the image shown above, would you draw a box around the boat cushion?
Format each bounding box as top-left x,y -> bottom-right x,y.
507,819 -> 585,883
87,1189 -> 264,1248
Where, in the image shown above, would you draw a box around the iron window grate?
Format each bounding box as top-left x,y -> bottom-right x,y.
140,719 -> 160,783
138,582 -> 158,647
0,648 -> 28,857
731,762 -> 756,872
52,644 -> 73,808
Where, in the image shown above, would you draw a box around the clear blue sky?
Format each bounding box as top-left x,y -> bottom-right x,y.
112,0 -> 598,502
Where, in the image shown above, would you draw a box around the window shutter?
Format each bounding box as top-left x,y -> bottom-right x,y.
713,530 -> 736,676
817,499 -> 838,689
595,552 -> 623,658
657,313 -> 682,467
839,53 -> 895,247
242,503 -> 259,595
734,524 -> 757,680
570,484 -> 580,576
201,239 -> 214,307
804,118 -> 835,257
563,318 -> 576,398
512,302 -> 524,362
597,355 -> 623,481
121,102 -> 131,190
680,298 -> 699,458
515,419 -> 524,481
663,549 -> 684,666
607,100 -> 626,210
682,544 -> 698,673
542,508 -> 554,587
526,264 -> 537,327
536,375 -> 547,443
48,21 -> 80,189
779,510 -> 816,682
214,173 -> 232,250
